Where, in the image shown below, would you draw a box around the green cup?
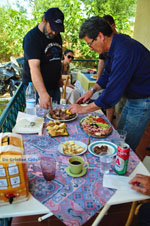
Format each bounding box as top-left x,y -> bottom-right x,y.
69,156 -> 89,174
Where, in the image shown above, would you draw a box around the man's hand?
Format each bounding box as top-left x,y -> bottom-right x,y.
39,93 -> 52,110
69,102 -> 100,114
129,174 -> 150,195
76,90 -> 93,104
69,104 -> 86,114
68,83 -> 74,89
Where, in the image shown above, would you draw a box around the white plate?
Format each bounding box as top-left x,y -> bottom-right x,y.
46,113 -> 78,122
90,74 -> 97,80
88,141 -> 117,157
58,140 -> 87,156
81,69 -> 89,73
80,116 -> 112,138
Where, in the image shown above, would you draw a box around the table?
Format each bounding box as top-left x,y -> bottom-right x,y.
21,107 -> 148,225
76,71 -> 102,100
92,161 -> 150,226
0,193 -> 50,218
76,71 -> 96,91
0,107 -> 149,226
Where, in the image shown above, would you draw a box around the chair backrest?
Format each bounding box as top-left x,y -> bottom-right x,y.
0,82 -> 26,132
74,80 -> 85,96
61,75 -> 70,100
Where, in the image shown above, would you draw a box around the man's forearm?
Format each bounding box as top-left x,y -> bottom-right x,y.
91,83 -> 102,93
83,101 -> 100,114
30,67 -> 48,97
97,59 -> 105,79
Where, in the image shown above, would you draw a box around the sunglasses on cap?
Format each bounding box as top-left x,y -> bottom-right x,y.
67,55 -> 74,60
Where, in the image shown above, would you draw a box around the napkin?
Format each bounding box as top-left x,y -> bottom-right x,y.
103,175 -> 131,190
12,111 -> 44,135
103,174 -> 150,202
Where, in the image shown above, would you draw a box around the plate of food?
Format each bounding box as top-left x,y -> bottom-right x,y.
47,108 -> 78,122
90,74 -> 98,80
58,140 -> 87,156
88,69 -> 96,74
80,114 -> 113,138
81,68 -> 89,73
46,120 -> 68,137
88,141 -> 117,157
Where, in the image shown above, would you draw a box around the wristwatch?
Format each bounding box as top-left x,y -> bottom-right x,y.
89,87 -> 96,94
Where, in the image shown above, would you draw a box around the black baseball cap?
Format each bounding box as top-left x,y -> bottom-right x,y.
44,8 -> 64,32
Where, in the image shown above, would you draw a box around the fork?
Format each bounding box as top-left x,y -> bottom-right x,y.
87,135 -> 91,145
30,121 -> 35,126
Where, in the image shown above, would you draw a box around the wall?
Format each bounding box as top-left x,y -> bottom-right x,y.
133,0 -> 150,49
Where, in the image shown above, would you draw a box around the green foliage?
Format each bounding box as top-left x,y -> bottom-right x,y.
0,100 -> 9,116
80,0 -> 137,35
0,5 -> 33,61
0,0 -> 137,62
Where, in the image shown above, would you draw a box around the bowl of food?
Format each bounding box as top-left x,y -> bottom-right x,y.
88,141 -> 117,157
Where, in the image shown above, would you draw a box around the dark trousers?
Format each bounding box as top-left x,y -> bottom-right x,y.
138,203 -> 150,226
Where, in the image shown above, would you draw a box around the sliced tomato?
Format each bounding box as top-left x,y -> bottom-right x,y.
93,117 -> 108,124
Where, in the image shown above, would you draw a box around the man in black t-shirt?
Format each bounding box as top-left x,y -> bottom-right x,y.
23,8 -> 64,109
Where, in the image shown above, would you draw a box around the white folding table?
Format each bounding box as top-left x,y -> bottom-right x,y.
92,161 -> 150,226
0,193 -> 51,219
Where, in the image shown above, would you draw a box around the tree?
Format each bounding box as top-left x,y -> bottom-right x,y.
30,0 -> 137,59
80,0 -> 137,34
0,0 -> 137,62
0,5 -> 33,61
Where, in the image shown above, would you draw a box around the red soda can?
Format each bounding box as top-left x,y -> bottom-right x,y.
115,142 -> 130,175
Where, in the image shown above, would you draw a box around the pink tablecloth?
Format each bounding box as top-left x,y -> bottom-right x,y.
23,109 -> 140,225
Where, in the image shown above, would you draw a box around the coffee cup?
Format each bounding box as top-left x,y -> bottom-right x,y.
69,156 -> 89,174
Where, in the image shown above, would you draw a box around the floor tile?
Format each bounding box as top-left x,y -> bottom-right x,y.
11,214 -> 65,226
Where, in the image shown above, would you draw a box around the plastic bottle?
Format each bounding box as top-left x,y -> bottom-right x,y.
25,82 -> 36,115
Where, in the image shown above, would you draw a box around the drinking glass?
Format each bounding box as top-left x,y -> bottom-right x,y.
99,152 -> 112,174
117,129 -> 127,142
40,156 -> 56,181
52,100 -> 58,109
41,107 -> 49,118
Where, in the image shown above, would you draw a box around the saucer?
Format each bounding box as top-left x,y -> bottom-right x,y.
65,166 -> 87,177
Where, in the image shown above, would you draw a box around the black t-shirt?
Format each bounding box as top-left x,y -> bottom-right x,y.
99,52 -> 107,60
99,52 -> 108,67
23,25 -> 62,90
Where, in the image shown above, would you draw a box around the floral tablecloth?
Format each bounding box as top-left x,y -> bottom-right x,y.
22,109 -> 140,225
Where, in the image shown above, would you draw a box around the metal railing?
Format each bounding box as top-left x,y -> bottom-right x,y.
0,83 -> 25,132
